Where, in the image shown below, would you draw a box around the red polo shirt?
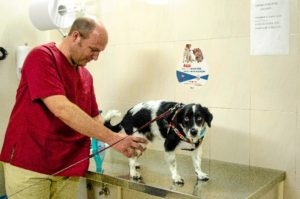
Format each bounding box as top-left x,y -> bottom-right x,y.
0,42 -> 99,176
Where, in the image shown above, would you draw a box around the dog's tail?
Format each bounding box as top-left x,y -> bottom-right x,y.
104,110 -> 123,132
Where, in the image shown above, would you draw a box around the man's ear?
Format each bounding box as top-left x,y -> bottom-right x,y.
71,31 -> 81,42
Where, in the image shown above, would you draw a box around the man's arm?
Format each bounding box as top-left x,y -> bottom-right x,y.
42,95 -> 147,157
94,114 -> 104,124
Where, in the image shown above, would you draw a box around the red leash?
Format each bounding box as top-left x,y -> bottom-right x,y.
47,104 -> 183,176
58,103 -> 185,176
53,103 -> 183,176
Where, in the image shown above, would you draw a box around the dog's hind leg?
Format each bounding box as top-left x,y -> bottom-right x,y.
192,146 -> 209,181
165,151 -> 184,184
129,157 -> 141,180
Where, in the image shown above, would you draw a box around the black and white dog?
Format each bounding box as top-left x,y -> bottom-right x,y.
104,100 -> 213,184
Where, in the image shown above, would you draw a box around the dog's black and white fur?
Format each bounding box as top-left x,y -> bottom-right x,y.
104,100 -> 213,184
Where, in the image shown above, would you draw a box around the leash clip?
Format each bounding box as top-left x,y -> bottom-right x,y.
168,103 -> 184,112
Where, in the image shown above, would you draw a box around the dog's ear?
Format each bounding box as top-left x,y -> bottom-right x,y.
201,107 -> 213,127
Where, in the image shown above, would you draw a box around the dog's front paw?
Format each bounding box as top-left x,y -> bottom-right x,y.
196,171 -> 209,181
173,175 -> 184,185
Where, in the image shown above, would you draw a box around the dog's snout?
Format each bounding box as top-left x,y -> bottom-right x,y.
190,128 -> 198,136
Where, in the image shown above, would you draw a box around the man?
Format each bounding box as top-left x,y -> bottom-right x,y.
0,17 -> 147,199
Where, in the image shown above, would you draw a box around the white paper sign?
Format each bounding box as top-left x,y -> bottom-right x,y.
250,0 -> 289,55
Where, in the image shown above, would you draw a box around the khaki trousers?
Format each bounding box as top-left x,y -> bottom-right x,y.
3,163 -> 80,199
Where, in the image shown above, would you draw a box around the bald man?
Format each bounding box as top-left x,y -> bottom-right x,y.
0,17 -> 147,199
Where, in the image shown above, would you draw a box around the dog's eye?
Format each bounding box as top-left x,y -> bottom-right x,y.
184,117 -> 189,122
197,117 -> 202,121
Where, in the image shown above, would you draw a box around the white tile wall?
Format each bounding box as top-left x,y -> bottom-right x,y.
250,36 -> 299,112
296,33 -> 300,190
250,110 -> 297,189
172,0 -> 231,40
209,108 -> 250,165
290,0 -> 300,34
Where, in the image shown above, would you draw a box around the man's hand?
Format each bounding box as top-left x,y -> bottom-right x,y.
111,134 -> 148,158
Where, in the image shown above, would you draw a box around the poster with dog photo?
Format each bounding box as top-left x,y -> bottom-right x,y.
176,44 -> 209,88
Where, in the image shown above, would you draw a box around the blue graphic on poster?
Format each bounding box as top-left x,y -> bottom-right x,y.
176,44 -> 209,88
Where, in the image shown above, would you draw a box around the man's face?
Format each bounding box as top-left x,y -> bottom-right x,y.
71,27 -> 108,67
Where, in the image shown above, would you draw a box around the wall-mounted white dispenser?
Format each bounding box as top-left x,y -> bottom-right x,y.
29,0 -> 86,37
29,0 -> 76,29
16,44 -> 30,80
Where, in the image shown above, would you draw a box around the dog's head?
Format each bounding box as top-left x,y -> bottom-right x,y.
192,48 -> 203,62
176,104 -> 213,143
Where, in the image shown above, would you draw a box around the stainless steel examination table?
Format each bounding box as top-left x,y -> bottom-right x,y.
82,149 -> 285,199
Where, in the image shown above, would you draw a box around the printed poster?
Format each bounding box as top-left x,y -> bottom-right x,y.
176,44 -> 209,89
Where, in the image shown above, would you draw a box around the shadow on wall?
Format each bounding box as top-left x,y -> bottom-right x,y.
0,8 -> 47,52
207,124 -> 251,165
115,48 -> 173,104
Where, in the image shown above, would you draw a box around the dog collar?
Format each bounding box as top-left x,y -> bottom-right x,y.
199,128 -> 206,138
168,124 -> 191,143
